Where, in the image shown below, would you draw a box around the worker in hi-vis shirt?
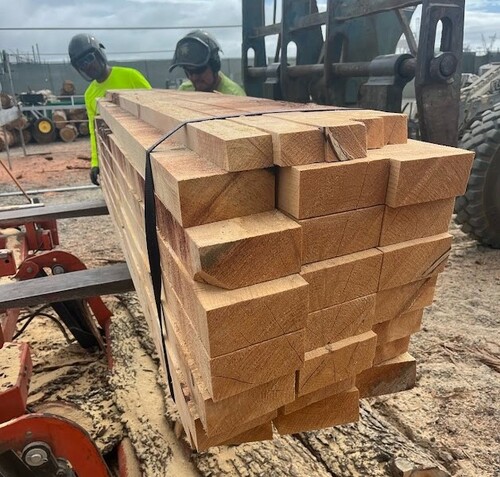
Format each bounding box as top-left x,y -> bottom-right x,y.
68,33 -> 151,186
170,30 -> 246,96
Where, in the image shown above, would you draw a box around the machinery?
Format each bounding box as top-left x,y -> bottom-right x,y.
242,0 -> 500,248
18,92 -> 86,145
0,201 -> 134,476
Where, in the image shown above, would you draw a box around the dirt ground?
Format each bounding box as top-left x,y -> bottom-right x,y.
1,140 -> 499,477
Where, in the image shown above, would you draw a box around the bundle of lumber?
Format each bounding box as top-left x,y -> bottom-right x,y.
96,89 -> 474,451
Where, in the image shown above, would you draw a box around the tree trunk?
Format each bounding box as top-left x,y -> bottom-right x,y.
53,110 -> 68,129
78,121 -> 89,136
59,124 -> 78,143
0,129 -> 15,151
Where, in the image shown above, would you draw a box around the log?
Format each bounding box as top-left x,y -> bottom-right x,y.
53,109 -> 68,129
68,109 -> 87,121
78,121 -> 89,136
59,124 -> 78,143
5,115 -> 29,131
0,129 -> 15,151
22,128 -> 32,144
297,401 -> 450,477
0,92 -> 14,109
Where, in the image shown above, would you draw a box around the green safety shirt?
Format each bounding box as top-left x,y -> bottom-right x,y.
178,72 -> 246,96
85,66 -> 151,167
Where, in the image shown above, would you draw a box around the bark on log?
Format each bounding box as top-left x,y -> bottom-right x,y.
297,401 -> 450,477
191,402 -> 450,477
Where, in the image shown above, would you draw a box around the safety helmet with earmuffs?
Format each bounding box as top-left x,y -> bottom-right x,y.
68,33 -> 109,82
169,30 -> 222,74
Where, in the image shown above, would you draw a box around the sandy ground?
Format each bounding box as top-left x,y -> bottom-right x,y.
1,140 -> 499,476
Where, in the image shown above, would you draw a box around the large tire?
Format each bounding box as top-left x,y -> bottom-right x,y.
454,107 -> 500,247
31,117 -> 57,144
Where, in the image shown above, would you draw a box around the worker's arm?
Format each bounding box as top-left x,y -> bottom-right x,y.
84,92 -> 100,173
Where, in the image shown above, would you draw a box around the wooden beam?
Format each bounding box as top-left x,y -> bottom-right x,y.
356,353 -> 417,398
300,206 -> 384,264
378,234 -> 451,291
98,103 -> 275,227
111,93 -> 274,172
274,388 -> 360,435
0,263 -> 133,310
0,200 -> 109,227
301,249 -> 383,312
369,140 -> 474,207
374,336 -> 411,365
277,158 -> 390,219
380,198 -> 455,246
306,294 -> 375,352
280,377 -> 355,415
372,309 -> 423,345
297,331 -> 377,396
157,205 -> 302,289
375,276 -> 437,324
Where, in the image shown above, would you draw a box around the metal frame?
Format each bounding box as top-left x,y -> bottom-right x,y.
242,0 -> 465,146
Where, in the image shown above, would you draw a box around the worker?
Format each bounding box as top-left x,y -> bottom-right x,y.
68,33 -> 151,186
169,30 -> 246,96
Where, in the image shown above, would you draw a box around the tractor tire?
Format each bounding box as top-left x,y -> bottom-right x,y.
454,107 -> 500,248
31,117 -> 57,144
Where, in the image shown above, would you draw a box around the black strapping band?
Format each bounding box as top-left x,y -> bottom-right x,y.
144,106 -> 357,402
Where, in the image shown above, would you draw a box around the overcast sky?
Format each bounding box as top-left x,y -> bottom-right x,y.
0,0 -> 499,63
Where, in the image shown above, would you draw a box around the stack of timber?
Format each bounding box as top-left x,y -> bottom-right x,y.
96,89 -> 474,451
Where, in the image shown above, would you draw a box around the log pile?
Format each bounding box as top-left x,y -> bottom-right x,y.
96,90 -> 474,451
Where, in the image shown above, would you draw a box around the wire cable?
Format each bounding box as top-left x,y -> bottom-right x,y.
0,25 -> 241,31
14,311 -> 75,344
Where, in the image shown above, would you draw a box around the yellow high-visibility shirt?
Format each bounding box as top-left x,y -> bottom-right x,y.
85,66 -> 151,167
178,72 -> 246,96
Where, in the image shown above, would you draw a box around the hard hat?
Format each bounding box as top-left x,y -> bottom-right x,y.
169,30 -> 222,73
68,33 -> 108,81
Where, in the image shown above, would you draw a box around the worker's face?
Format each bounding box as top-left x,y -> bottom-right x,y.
75,51 -> 108,82
185,66 -> 218,92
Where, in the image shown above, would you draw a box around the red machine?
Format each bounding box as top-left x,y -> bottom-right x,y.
0,201 -> 133,476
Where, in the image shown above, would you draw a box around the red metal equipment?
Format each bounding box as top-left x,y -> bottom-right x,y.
0,201 -> 129,476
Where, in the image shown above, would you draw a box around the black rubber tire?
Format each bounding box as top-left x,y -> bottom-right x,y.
31,117 -> 57,144
454,107 -> 500,248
